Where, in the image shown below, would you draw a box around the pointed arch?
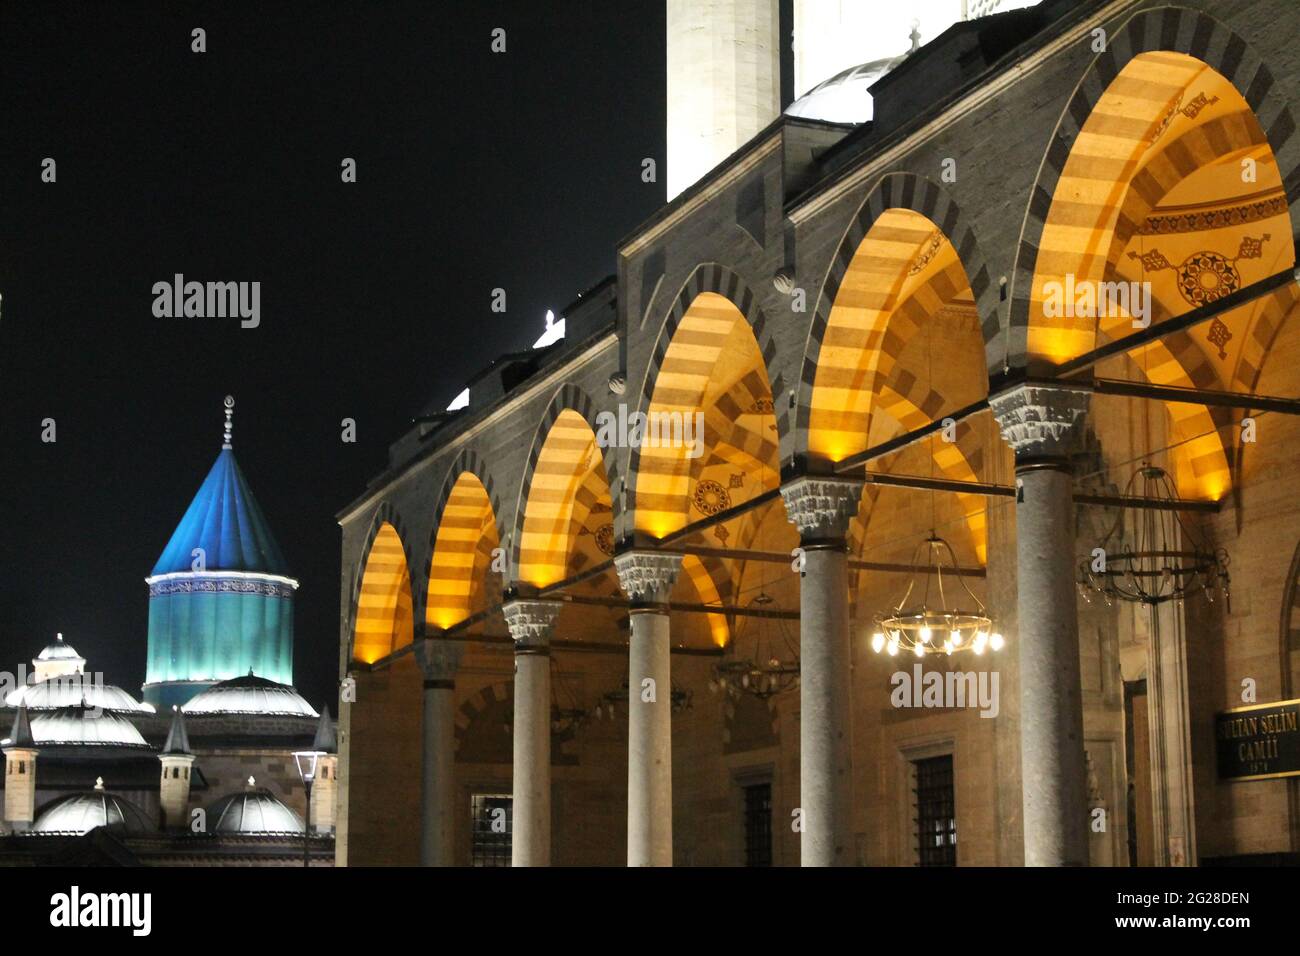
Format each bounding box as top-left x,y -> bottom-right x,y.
350,506 -> 415,664
511,385 -> 614,588
798,174 -> 995,470
427,469 -> 500,631
625,264 -> 785,540
1006,5 -> 1300,370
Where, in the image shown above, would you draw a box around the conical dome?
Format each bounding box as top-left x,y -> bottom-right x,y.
143,399 -> 298,710
152,448 -> 290,576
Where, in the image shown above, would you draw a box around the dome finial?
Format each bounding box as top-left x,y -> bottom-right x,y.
909,19 -> 921,53
56,632 -> 63,642
246,775 -> 256,789
94,776 -> 105,791
222,395 -> 235,449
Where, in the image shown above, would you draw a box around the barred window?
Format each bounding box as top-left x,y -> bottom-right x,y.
470,793 -> 512,867
742,782 -> 773,867
914,755 -> 956,866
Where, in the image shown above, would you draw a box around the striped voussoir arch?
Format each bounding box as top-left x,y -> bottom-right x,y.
1231,281 -> 1300,483
426,447 -> 504,630
627,263 -> 786,538
1007,3 -> 1300,371
510,384 -> 612,588
796,171 -> 996,462
349,502 -> 417,664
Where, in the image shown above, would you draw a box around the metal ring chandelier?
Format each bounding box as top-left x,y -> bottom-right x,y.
871,534 -> 1003,658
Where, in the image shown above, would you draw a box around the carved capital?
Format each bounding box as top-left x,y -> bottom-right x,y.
990,384 -> 1090,461
413,638 -> 463,682
780,476 -> 863,541
614,551 -> 683,605
502,599 -> 562,648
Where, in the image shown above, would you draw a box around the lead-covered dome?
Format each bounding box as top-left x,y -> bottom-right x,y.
784,54 -> 908,125
6,675 -> 154,713
36,634 -> 84,663
29,705 -> 150,748
32,788 -> 156,835
181,673 -> 318,718
207,784 -> 304,834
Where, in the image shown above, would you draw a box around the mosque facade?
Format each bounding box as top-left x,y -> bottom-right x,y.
336,0 -> 1300,867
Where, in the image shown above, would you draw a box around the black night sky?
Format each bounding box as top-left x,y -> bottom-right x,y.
0,1 -> 665,707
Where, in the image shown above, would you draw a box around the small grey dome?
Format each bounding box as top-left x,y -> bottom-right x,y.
182,673 -> 318,718
32,789 -> 156,835
784,55 -> 907,125
29,705 -> 150,747
206,785 -> 304,834
6,675 -> 155,713
35,633 -> 85,663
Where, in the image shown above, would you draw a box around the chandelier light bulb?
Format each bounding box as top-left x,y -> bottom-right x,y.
887,640 -> 900,657
871,632 -> 885,654
949,629 -> 962,646
912,642 -> 925,658
990,632 -> 1005,651
919,625 -> 932,643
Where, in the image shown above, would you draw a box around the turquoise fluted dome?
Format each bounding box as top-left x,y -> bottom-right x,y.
143,427 -> 297,710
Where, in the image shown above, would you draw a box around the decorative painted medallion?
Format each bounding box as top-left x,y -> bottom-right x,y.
692,478 -> 732,516
594,523 -> 615,556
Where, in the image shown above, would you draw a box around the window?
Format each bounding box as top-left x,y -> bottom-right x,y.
742,782 -> 773,867
914,755 -> 956,866
470,793 -> 513,867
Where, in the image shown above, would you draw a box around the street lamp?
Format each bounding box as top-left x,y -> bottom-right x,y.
292,748 -> 324,868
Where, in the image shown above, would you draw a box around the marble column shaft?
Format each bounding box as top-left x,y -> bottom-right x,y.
415,639 -> 462,867
614,551 -> 684,867
991,383 -> 1090,866
503,599 -> 562,867
780,476 -> 863,867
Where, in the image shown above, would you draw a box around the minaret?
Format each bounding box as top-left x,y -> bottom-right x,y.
143,396 -> 299,708
309,705 -> 338,834
3,704 -> 38,832
158,706 -> 195,831
665,0 -> 780,200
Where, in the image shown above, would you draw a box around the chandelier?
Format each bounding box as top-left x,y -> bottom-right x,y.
870,534 -> 1002,658
708,591 -> 800,699
1078,464 -> 1230,607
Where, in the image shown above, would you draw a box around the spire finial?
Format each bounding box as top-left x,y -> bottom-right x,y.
222,395 -> 235,449
909,19 -> 921,53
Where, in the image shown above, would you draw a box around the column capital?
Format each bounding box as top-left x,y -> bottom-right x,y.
780,476 -> 863,542
614,550 -> 683,606
990,383 -> 1090,462
502,599 -> 562,649
413,638 -> 463,683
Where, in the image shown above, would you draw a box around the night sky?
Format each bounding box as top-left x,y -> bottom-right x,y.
0,1 -> 665,707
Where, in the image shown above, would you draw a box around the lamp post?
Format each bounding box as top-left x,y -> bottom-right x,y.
293,748 -> 323,868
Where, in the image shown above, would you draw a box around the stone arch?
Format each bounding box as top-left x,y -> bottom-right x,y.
347,503 -> 417,664
1005,4 -> 1300,370
796,172 -> 997,468
425,447 -> 506,631
622,263 -> 786,540
508,383 -> 616,587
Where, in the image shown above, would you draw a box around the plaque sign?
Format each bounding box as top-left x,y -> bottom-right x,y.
1216,698 -> 1300,781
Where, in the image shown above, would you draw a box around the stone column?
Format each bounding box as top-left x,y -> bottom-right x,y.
415,639 -> 462,866
1144,597 -> 1197,866
503,599 -> 561,867
991,383 -> 1090,866
614,550 -> 684,867
780,476 -> 863,867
